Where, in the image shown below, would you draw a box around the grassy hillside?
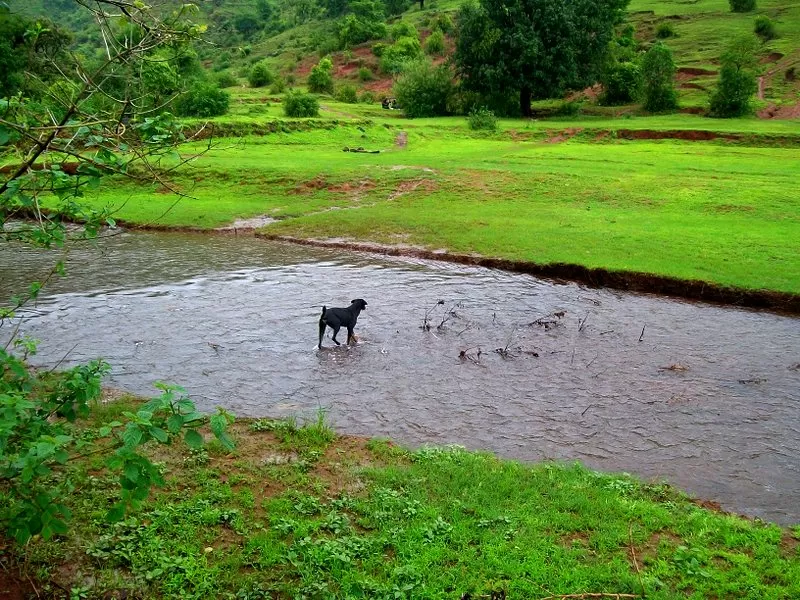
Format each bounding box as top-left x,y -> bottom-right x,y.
9,0 -> 800,113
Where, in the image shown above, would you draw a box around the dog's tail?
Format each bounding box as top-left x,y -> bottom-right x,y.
321,305 -> 327,316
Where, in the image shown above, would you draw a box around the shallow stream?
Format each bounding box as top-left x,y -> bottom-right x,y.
2,231 -> 798,524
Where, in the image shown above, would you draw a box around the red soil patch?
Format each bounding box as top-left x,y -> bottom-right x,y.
761,52 -> 785,64
545,127 -> 584,143
680,82 -> 706,91
395,131 -> 408,147
677,67 -> 717,77
617,129 -> 737,141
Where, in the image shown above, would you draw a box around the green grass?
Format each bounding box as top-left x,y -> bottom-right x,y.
6,395 -> 799,599
80,118 -> 800,294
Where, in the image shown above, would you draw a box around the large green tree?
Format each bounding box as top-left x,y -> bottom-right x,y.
454,0 -> 629,116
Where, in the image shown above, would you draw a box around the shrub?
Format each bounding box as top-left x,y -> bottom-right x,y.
335,84 -> 358,103
359,90 -> 376,104
270,77 -> 286,94
709,36 -> 759,117
729,0 -> 756,12
754,15 -> 777,41
641,42 -> 678,112
248,61 -> 274,88
215,72 -> 238,88
339,14 -> 387,47
390,21 -> 418,41
433,13 -> 454,34
283,91 -> 320,117
174,82 -> 230,117
467,107 -> 497,131
358,66 -> 374,81
555,101 -> 583,116
424,30 -> 445,55
380,36 -> 422,74
393,59 -> 454,118
372,42 -> 388,57
656,22 -> 676,39
601,61 -> 642,105
308,57 -> 334,95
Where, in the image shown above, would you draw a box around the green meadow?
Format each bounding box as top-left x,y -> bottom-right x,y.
83,103 -> 800,295
10,396 -> 799,599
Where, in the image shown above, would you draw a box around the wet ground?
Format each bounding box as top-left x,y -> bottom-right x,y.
2,230 -> 799,524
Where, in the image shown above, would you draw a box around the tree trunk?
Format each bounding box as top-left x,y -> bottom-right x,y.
419,0 -> 424,9
519,87 -> 532,117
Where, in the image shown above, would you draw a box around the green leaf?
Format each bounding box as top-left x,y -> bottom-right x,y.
107,503 -> 125,522
149,427 -> 169,443
166,414 -> 183,434
184,429 -> 203,449
124,463 -> 139,483
122,424 -> 143,449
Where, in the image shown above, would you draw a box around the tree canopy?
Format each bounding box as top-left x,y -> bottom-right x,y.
454,0 -> 630,116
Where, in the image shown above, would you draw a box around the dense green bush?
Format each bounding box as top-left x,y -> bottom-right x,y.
380,36 -> 422,74
270,77 -> 286,94
283,91 -> 320,117
656,22 -> 676,39
467,107 -> 498,131
641,42 -> 678,112
360,90 -> 376,104
391,21 -> 418,41
174,82 -> 231,117
754,15 -> 777,40
335,84 -> 358,103
601,61 -> 642,105
338,14 -> 387,47
729,0 -> 756,12
432,12 -> 454,34
215,72 -> 238,88
709,36 -> 759,117
248,61 -> 274,88
393,59 -> 453,118
424,30 -> 445,55
372,42 -> 388,57
358,66 -> 374,81
308,57 -> 334,94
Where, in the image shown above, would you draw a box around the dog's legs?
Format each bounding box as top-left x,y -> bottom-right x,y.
318,319 -> 327,349
347,327 -> 356,345
331,325 -> 341,345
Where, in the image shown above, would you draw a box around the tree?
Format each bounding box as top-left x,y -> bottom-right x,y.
709,35 -> 759,117
308,57 -> 335,94
729,0 -> 756,12
641,41 -> 678,112
454,0 -> 629,116
1,0 -> 232,544
393,59 -> 454,117
249,60 -> 274,87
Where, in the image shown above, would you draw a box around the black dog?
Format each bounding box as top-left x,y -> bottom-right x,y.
318,299 -> 368,349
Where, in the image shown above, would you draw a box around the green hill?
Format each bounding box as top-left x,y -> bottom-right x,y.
8,0 -> 800,115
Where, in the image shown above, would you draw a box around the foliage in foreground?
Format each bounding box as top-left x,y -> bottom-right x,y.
393,59 -> 454,118
283,91 -> 321,117
4,408 -> 799,599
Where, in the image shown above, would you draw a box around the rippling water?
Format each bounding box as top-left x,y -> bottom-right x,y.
2,231 -> 799,524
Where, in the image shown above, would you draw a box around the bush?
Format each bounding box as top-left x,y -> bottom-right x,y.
433,12 -> 454,34
359,90 -> 376,104
308,57 -> 334,95
467,107 -> 497,131
391,21 -> 418,41
339,14 -> 387,47
174,82 -> 231,117
270,77 -> 286,94
335,84 -> 358,103
754,15 -> 777,41
729,0 -> 756,12
215,72 -> 238,88
555,101 -> 583,116
709,36 -> 759,117
248,61 -> 274,88
283,91 -> 320,117
601,61 -> 642,105
358,66 -> 374,81
372,42 -> 388,57
393,59 -> 454,118
656,22 -> 676,39
641,42 -> 678,112
424,30 -> 445,55
380,36 -> 422,74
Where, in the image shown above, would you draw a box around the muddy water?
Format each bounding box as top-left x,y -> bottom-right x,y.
2,231 -> 799,524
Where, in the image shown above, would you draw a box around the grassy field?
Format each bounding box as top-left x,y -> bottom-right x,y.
5,394 -> 798,599
79,107 -> 800,295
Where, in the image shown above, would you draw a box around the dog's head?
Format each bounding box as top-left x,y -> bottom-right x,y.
350,299 -> 368,311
